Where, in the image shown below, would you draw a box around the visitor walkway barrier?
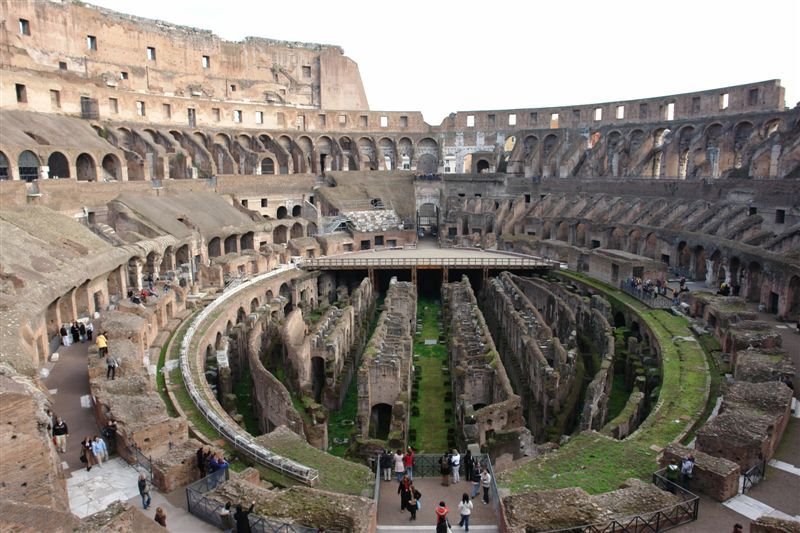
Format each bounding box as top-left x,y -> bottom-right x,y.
538,470 -> 698,532
180,265 -> 319,485
620,282 -> 674,309
742,460 -> 767,494
302,256 -> 553,270
186,469 -> 321,532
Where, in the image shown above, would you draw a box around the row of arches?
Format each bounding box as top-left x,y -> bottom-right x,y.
0,150 -> 122,181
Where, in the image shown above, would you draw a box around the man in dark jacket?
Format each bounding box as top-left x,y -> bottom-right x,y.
234,502 -> 255,533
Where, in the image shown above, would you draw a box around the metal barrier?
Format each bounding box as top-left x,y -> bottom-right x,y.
302,256 -> 553,269
130,443 -> 153,481
742,460 -> 766,494
620,282 -> 674,309
180,265 -> 319,485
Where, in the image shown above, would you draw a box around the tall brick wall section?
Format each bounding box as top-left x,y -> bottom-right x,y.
660,443 -> 740,502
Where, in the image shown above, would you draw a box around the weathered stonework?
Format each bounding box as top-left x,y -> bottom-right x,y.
660,443 -> 740,502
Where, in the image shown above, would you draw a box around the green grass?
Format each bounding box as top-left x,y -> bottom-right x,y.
327,377 -> 359,457
499,271 -> 710,494
605,373 -> 630,421
234,364 -> 261,436
409,298 -> 451,453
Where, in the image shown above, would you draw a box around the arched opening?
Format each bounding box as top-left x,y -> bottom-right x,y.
215,331 -> 223,350
276,206 -> 288,220
729,257 -> 742,294
101,153 -> 121,180
692,246 -> 707,281
643,233 -> 658,259
677,242 -> 691,270
76,153 -> 97,181
556,222 -> 569,242
224,235 -> 238,254
279,282 -> 293,314
225,320 -> 233,335
628,229 -> 642,254
241,232 -> 254,250
307,222 -> 318,237
265,290 -> 274,302
261,157 -> 275,175
608,228 -> 624,250
311,356 -> 325,403
47,152 -> 70,179
417,153 -> 437,174
236,306 -> 247,324
575,223 -> 587,247
292,205 -> 302,217
369,403 -> 392,440
273,225 -> 287,244
208,237 -> 222,258
18,150 -> 40,182
250,298 -> 259,312
746,262 -> 762,303
476,159 -> 490,173
290,222 -> 303,239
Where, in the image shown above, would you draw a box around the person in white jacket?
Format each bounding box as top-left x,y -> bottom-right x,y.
458,493 -> 473,531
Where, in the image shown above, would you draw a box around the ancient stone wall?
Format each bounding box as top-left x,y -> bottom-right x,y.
443,275 -> 523,448
482,272 -> 578,441
660,443 -> 740,502
356,278 -> 415,448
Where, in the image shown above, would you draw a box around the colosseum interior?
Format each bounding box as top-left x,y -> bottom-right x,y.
0,1 -> 798,532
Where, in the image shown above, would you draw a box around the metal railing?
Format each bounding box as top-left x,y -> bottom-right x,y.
742,460 -> 766,494
302,256 -> 553,269
540,471 -> 698,532
180,265 -> 319,485
130,443 -> 153,481
619,282 -> 674,309
186,469 -> 319,533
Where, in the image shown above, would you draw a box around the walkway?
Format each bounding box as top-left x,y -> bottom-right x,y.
376,476 -> 498,533
671,279 -> 800,531
43,330 -> 217,531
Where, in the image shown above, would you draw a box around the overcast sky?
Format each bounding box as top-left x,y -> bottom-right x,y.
90,0 -> 800,125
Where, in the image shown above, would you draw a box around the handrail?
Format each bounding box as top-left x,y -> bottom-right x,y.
180,265 -> 319,485
302,256 -> 553,269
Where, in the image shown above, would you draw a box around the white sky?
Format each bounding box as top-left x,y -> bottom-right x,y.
90,0 -> 800,125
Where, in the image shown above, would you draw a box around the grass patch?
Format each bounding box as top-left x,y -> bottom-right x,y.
327,377 -> 359,457
409,297 -> 451,453
605,373 -> 630,421
234,363 -> 261,436
499,271 -> 709,494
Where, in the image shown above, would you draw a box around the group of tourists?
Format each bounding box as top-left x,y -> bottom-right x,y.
60,320 -> 94,347
47,408 -> 117,472
622,276 -> 669,301
196,446 -> 230,478
218,501 -> 255,533
136,475 -> 167,531
664,453 -> 695,491
433,494 -> 475,533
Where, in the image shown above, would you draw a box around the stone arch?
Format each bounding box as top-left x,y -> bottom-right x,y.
225,320 -> 233,335
316,135 -> 334,172
47,151 -> 70,179
608,227 -> 624,250
357,137 -> 377,170
208,237 -> 222,258
418,154 -> 437,173
575,223 -> 587,247
18,150 -> 40,182
709,250 -> 724,285
261,157 -> 275,175
541,220 -> 553,240
307,222 -> 318,237
214,133 -> 232,150
729,256 -> 742,289
0,151 -> 9,180
76,153 -> 97,181
224,234 -> 238,254
398,137 -> 413,169
279,282 -> 293,314
369,403 -> 392,440
215,331 -> 223,350
677,241 -> 691,269
763,118 -> 782,138
101,153 -> 121,180
745,261 -> 762,302
643,233 -> 658,259
241,231 -> 254,251
556,221 -> 569,242
236,306 -> 247,324
265,290 -> 274,302
292,205 -> 302,217
417,137 -> 439,172
628,229 -> 642,254
273,225 -> 288,244
476,159 -> 491,173
250,297 -> 259,312
290,222 -> 303,239
692,245 -> 707,281
523,135 -> 539,158
276,206 -> 288,220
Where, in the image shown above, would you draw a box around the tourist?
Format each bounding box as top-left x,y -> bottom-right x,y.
138,473 -> 152,509
96,331 -> 108,357
732,524 -> 744,533
450,448 -> 461,483
665,462 -> 679,492
197,446 -> 208,477
458,493 -> 473,531
78,321 -> 86,342
102,419 -> 118,453
86,321 -> 93,342
470,462 -> 481,498
404,446 -> 415,479
464,449 -> 474,484
435,501 -> 450,533
439,451 -> 452,486
106,354 -> 118,380
154,506 -> 167,527
481,467 -> 492,504
52,416 -> 68,453
219,502 -> 234,533
680,455 -> 694,489
380,448 -> 393,481
406,484 -> 421,521
234,502 -> 255,533
81,436 -> 95,471
393,449 -> 405,482
60,324 -> 70,347
398,474 -> 412,512
70,322 -> 80,344
92,434 -> 108,465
